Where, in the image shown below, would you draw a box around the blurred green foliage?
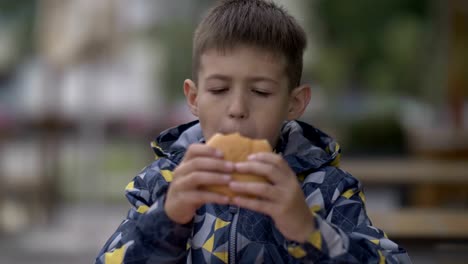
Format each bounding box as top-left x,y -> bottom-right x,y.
311,0 -> 431,97
159,22 -> 196,101
343,112 -> 407,156
158,0 -> 215,102
0,0 -> 36,71
305,0 -> 437,156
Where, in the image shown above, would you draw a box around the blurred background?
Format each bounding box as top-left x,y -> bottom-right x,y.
0,0 -> 466,263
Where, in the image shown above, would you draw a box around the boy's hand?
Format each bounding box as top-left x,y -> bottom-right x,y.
228,153 -> 315,242
165,144 -> 234,224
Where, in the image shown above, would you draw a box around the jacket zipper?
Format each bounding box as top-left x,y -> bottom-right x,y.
228,205 -> 240,264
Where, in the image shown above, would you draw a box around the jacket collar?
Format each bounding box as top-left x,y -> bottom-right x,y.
153,120 -> 340,173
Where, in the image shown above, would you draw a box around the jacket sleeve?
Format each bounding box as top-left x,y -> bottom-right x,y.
95,159 -> 192,264
286,167 -> 412,263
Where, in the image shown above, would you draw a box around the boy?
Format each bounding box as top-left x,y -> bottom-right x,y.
96,0 -> 411,263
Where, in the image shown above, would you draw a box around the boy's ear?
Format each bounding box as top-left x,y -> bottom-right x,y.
184,79 -> 199,117
287,84 -> 311,120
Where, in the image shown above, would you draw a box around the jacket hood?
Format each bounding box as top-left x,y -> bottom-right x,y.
151,120 -> 341,173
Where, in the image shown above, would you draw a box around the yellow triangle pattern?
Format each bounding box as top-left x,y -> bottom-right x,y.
378,250 -> 386,264
125,181 -> 134,191
370,239 -> 380,245
213,251 -> 228,264
151,141 -> 163,160
297,173 -> 306,182
104,245 -> 126,264
202,234 -> 215,252
137,205 -> 149,214
341,189 -> 357,199
330,153 -> 341,167
215,218 -> 230,231
150,141 -> 158,149
309,205 -> 321,213
307,230 -> 322,250
330,143 -> 341,167
161,170 -> 173,182
287,245 -> 306,258
359,191 -> 366,203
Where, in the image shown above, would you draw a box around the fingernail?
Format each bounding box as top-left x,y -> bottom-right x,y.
222,174 -> 231,181
235,162 -> 246,169
215,150 -> 223,157
225,162 -> 234,170
247,154 -> 256,160
229,181 -> 240,188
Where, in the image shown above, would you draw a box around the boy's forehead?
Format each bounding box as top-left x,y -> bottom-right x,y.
198,46 -> 288,80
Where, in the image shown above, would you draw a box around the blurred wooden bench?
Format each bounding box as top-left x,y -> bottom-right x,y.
341,158 -> 468,243
341,158 -> 468,208
368,209 -> 468,242
341,158 -> 468,185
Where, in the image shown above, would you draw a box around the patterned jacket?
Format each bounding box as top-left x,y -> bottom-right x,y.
96,120 -> 411,263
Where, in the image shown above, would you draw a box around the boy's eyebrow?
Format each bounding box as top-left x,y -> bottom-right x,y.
205,74 -> 279,85
205,74 -> 231,82
246,76 -> 279,85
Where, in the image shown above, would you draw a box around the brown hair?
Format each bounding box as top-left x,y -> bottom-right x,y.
192,0 -> 307,89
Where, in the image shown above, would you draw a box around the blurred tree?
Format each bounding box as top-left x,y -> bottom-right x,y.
447,0 -> 468,130
158,0 -> 216,102
310,0 -> 431,98
306,0 -> 443,156
159,22 -> 195,101
0,0 -> 36,73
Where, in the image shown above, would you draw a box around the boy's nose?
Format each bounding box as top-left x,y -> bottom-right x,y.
228,94 -> 248,119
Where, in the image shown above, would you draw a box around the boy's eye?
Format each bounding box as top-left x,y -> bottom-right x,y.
252,89 -> 270,97
209,88 -> 228,94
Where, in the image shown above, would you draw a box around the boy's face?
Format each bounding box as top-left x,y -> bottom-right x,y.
184,45 -> 310,147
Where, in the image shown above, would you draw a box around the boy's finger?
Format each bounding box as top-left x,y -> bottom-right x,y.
182,191 -> 230,207
228,181 -> 279,202
177,157 -> 234,176
234,161 -> 282,184
247,152 -> 285,167
184,143 -> 223,161
176,171 -> 231,189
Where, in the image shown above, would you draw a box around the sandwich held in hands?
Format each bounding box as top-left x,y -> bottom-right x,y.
204,132 -> 272,198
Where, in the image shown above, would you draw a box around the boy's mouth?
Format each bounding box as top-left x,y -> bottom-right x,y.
218,128 -> 253,139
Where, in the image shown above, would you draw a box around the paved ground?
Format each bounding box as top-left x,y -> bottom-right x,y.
0,203 -> 128,264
